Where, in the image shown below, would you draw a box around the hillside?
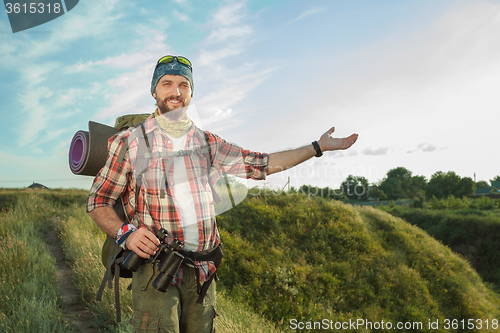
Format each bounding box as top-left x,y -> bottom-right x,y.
216,193 -> 500,332
378,206 -> 500,292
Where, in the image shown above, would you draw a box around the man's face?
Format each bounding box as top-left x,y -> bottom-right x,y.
153,74 -> 192,115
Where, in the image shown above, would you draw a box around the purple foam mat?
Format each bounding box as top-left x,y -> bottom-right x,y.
69,121 -> 119,176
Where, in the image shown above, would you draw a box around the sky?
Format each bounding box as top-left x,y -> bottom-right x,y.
0,0 -> 499,191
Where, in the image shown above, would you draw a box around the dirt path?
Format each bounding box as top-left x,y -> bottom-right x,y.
46,218 -> 101,333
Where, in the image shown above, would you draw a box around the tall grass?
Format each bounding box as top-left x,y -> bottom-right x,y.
0,193 -> 71,332
378,206 -> 500,291
57,206 -> 133,332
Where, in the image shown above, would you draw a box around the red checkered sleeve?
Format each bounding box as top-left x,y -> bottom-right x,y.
205,131 -> 268,181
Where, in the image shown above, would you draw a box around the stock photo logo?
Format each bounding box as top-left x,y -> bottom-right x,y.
4,0 -> 78,33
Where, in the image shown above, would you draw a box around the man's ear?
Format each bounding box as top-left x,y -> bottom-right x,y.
152,91 -> 157,99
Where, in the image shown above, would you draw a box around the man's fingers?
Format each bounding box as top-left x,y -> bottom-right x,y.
126,228 -> 160,259
344,134 -> 358,148
326,126 -> 336,136
142,228 -> 161,246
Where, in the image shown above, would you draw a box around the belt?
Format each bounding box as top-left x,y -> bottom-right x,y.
179,244 -> 223,303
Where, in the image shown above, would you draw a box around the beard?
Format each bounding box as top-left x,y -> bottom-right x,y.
157,95 -> 189,122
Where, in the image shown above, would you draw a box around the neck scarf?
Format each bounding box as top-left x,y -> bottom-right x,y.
154,108 -> 193,138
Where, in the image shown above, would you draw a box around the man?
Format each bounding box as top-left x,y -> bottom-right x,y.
87,55 -> 358,332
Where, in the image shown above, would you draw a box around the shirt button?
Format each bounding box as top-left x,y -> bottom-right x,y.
168,140 -> 171,144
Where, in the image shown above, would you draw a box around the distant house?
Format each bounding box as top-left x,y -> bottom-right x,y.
475,187 -> 494,196
27,182 -> 49,189
475,181 -> 500,196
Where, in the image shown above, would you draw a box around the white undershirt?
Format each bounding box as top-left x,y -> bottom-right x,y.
166,133 -> 199,251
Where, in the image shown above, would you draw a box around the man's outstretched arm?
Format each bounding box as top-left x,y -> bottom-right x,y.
267,127 -> 358,175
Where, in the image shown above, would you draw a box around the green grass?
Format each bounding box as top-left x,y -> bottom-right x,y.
217,193 -> 500,332
0,193 -> 72,332
378,206 -> 500,291
0,187 -> 88,213
58,204 -> 134,332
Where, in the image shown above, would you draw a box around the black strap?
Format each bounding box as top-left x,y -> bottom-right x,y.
312,140 -> 323,157
96,243 -> 125,322
180,243 -> 220,262
140,122 -> 151,149
114,257 -> 125,322
195,244 -> 223,304
97,243 -> 116,301
200,131 -> 222,204
177,244 -> 223,303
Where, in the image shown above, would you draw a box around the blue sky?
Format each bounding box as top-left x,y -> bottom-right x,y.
0,0 -> 499,191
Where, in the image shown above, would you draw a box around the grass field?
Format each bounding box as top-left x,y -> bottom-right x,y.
1,188 -> 499,332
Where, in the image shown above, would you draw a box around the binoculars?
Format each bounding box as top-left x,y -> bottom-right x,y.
123,228 -> 184,292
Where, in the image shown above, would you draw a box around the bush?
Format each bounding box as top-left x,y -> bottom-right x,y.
471,196 -> 496,210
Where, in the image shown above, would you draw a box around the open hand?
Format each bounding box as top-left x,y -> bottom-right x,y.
318,127 -> 358,152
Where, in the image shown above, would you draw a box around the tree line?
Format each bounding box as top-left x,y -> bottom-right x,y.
299,167 -> 500,202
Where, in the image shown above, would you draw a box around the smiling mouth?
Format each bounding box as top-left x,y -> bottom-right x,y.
167,99 -> 182,104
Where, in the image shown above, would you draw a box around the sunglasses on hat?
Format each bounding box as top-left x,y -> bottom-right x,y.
155,55 -> 192,71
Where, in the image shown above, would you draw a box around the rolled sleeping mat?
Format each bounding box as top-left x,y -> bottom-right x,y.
69,121 -> 119,176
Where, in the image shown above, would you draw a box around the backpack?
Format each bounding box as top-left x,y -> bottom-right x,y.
96,113 -> 218,322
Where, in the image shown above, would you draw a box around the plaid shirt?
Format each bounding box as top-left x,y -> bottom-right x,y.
87,113 -> 268,285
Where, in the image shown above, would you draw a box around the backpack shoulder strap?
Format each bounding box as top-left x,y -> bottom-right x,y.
198,129 -> 213,169
196,129 -> 222,203
135,122 -> 167,199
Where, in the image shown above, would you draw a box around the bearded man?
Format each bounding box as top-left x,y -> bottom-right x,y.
87,55 -> 358,333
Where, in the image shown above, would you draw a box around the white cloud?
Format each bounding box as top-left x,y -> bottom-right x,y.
197,1 -> 253,65
17,86 -> 52,149
362,147 -> 393,156
94,32 -> 172,120
205,26 -> 253,44
288,7 -> 327,25
0,0 -> 133,153
198,46 -> 245,66
0,0 -> 126,66
174,10 -> 190,22
211,1 -> 247,27
195,1 -> 275,129
98,65 -> 153,120
407,143 -> 446,154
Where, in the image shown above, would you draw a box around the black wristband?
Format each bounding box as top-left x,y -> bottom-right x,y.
312,141 -> 323,157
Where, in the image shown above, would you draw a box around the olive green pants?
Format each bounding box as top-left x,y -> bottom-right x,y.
130,263 -> 217,333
